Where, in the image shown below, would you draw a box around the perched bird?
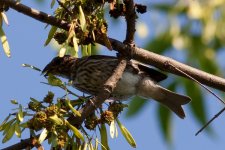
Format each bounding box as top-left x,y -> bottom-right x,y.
42,55 -> 191,118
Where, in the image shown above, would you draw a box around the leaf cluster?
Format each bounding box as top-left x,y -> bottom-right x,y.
0,70 -> 135,149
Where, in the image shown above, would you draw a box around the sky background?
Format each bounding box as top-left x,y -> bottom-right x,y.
1,1 -> 225,149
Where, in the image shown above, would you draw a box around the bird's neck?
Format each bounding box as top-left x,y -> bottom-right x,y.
58,58 -> 76,79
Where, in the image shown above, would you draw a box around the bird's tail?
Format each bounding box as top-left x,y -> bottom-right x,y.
137,78 -> 191,119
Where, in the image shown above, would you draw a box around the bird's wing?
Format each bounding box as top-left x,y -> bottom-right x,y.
83,55 -> 117,60
84,55 -> 167,82
137,63 -> 167,82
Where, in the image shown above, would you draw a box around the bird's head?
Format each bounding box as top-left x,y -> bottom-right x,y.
42,55 -> 76,78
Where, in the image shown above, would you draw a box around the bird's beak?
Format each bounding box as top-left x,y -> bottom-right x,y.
41,64 -> 50,77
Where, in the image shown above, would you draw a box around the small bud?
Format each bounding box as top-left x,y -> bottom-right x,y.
84,114 -> 98,130
135,4 -> 147,14
108,102 -> 128,118
100,110 -> 114,125
43,91 -> 54,103
45,105 -> 59,117
28,101 -> 42,112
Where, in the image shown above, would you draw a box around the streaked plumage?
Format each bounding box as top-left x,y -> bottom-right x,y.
42,55 -> 191,118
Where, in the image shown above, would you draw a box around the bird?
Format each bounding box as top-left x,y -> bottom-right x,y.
42,55 -> 191,119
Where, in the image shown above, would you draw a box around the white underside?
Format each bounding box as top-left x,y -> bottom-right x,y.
112,72 -> 141,100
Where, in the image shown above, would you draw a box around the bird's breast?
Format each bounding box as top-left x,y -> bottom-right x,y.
112,71 -> 141,100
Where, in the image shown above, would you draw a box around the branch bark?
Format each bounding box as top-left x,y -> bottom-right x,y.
124,0 -> 136,44
2,0 -> 70,30
106,38 -> 225,92
4,0 -> 224,92
2,0 -> 225,149
68,58 -> 128,126
2,137 -> 34,150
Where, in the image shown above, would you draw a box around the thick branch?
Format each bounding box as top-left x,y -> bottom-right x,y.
124,0 -> 136,44
3,0 -> 225,91
2,0 -> 225,149
107,38 -> 225,92
3,0 -> 225,90
1,0 -> 70,30
2,138 -> 33,150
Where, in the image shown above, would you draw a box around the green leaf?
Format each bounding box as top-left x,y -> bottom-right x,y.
81,45 -> 88,56
184,81 -> 208,126
38,128 -> 48,144
100,124 -> 110,150
17,104 -> 24,122
47,74 -> 63,86
0,25 -> 11,57
49,114 -> 63,125
157,81 -> 176,142
10,99 -> 18,105
2,122 -> 16,143
50,0 -> 56,8
78,5 -> 86,32
157,105 -> 172,142
1,12 -> 9,25
66,120 -> 84,142
65,99 -> 81,117
3,118 -> 16,135
81,142 -> 88,150
126,96 -> 147,117
87,44 -> 92,56
30,97 -> 40,103
102,34 -> 112,50
116,119 -> 136,148
95,138 -> 99,150
59,47 -> 67,57
44,26 -> 57,46
22,63 -> 42,72
0,114 -> 11,131
109,120 -> 118,139
144,32 -> 172,54
72,35 -> 79,57
199,55 -> 219,74
88,142 -> 94,150
19,122 -> 28,128
15,121 -> 21,138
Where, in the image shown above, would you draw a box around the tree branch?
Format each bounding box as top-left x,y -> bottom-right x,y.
3,57 -> 128,149
3,0 -> 225,91
68,58 -> 128,126
2,137 -> 34,150
106,38 -> 225,92
2,0 -> 225,149
2,0 -> 225,90
124,0 -> 136,44
1,0 -> 70,30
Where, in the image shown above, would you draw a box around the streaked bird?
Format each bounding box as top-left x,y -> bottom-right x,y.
42,55 -> 191,118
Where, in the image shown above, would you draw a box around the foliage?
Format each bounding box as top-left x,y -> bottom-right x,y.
0,0 -> 225,149
0,69 -> 131,149
128,0 -> 225,141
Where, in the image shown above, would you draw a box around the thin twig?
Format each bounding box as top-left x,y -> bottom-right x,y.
168,62 -> 225,105
195,107 -> 225,136
40,82 -> 80,97
56,0 -> 73,16
68,58 -> 128,126
2,0 -> 70,30
124,0 -> 136,44
168,62 -> 225,135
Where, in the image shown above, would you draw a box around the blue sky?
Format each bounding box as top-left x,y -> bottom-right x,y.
1,1 -> 225,150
